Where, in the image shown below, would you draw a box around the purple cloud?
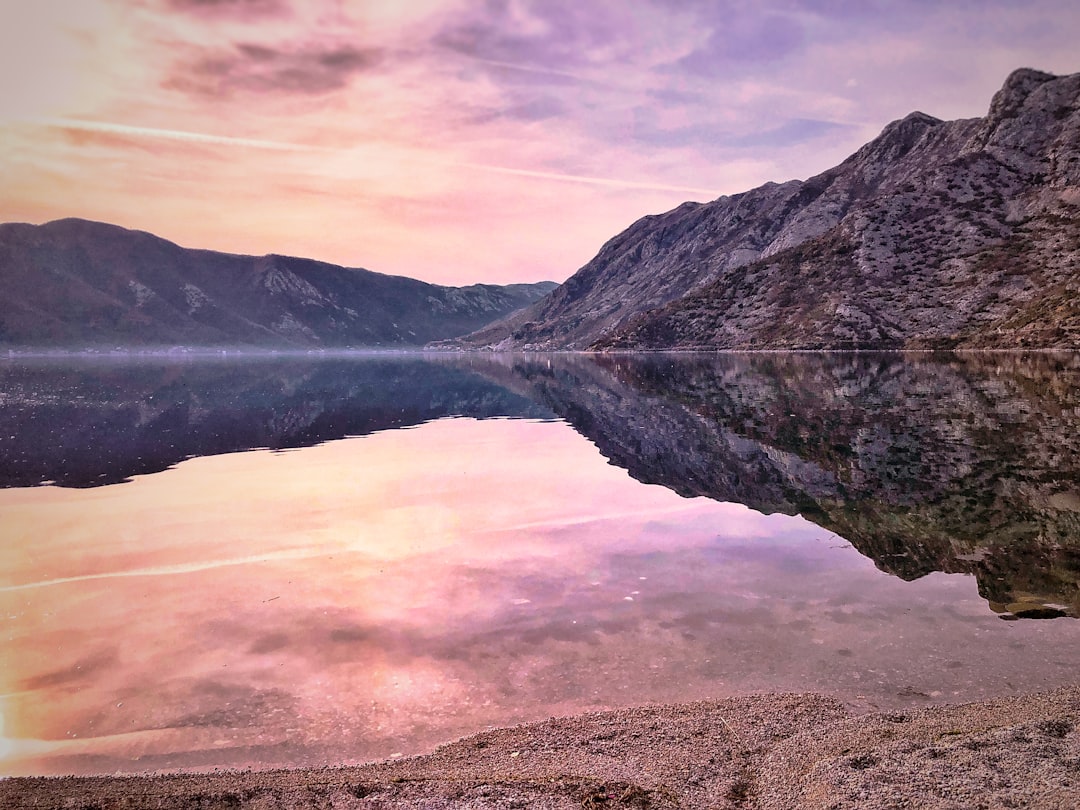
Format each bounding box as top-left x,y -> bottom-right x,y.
672,12 -> 807,75
468,95 -> 568,123
623,113 -> 853,151
168,41 -> 382,97
726,118 -> 857,148
167,0 -> 288,17
434,0 -> 627,75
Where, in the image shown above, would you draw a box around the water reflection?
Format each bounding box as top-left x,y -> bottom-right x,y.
7,352 -> 1072,618
1,352 -> 1079,776
0,355 -> 551,487
471,352 -> 1080,620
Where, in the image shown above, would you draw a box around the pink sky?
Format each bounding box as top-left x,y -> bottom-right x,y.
2,1 -> 1079,285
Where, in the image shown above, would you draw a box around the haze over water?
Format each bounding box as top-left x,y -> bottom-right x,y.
2,352 -> 1078,776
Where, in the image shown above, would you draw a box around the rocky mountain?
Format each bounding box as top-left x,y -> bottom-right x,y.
458,68 -> 1080,350
0,218 -> 556,349
465,352 -> 1080,619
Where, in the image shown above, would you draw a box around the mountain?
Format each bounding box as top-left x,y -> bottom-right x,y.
457,68 -> 1080,350
0,218 -> 556,349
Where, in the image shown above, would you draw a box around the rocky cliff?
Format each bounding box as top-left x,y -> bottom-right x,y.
0,219 -> 556,348
458,69 -> 1080,350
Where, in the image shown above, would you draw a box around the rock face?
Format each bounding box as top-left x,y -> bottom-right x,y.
0,218 -> 556,348
459,68 -> 1080,350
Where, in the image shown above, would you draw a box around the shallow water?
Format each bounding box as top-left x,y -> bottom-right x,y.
1,352 -> 1078,775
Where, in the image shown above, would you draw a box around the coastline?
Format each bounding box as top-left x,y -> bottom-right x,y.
5,686 -> 1078,809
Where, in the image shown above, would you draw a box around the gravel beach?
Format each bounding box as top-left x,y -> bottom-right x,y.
4,687 -> 1078,809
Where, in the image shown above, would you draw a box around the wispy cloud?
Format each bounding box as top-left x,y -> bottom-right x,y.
462,56 -> 596,83
166,0 -> 288,18
671,10 -> 808,75
726,117 -> 858,149
32,117 -> 323,151
433,0 -> 628,72
167,41 -> 383,97
456,160 -> 718,196
30,116 -> 717,195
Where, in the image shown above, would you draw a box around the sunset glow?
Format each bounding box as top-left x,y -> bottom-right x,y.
2,1 -> 1080,284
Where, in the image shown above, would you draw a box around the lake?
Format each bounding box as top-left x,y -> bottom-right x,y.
1,351 -> 1078,776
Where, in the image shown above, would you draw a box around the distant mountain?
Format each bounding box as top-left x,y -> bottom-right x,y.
0,218 -> 556,348
457,68 -> 1079,350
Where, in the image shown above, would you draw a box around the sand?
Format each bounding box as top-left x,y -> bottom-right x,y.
4,686 -> 1078,809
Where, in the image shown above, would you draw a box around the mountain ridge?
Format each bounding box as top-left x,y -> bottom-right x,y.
453,67 -> 1079,351
0,218 -> 556,349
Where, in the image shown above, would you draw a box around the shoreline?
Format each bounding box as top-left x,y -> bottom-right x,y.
5,686 -> 1078,809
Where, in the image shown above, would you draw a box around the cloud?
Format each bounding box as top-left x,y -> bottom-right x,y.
433,0 -> 628,76
467,94 -> 568,123
168,41 -> 382,97
726,117 -> 857,148
34,116 -> 321,151
672,11 -> 807,75
10,0 -> 1080,290
453,160 -> 720,196
166,0 -> 287,18
460,57 -> 593,86
626,119 -> 727,149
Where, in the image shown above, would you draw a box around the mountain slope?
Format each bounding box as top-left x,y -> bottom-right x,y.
0,218 -> 556,348
458,68 -> 1080,350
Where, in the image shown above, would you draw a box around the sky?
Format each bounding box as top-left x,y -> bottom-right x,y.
1,1 -> 1079,286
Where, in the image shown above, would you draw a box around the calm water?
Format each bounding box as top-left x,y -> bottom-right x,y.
1,352 -> 1078,776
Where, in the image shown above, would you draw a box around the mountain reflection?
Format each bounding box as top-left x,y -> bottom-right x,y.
0,355 -> 552,487
470,352 -> 1080,620
2,351 -> 1078,619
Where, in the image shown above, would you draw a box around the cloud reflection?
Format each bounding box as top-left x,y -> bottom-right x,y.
2,417 -> 1079,776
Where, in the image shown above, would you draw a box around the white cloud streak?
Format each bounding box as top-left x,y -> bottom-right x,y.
456,160 -> 718,196
31,117 -> 324,152
33,116 -> 720,196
